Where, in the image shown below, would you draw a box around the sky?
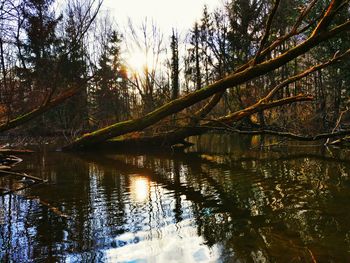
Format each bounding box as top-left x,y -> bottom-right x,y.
102,0 -> 222,35
101,0 -> 223,73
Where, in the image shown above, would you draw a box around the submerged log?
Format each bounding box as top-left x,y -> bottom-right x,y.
98,127 -> 350,152
0,149 -> 34,155
0,151 -> 47,197
214,128 -> 350,142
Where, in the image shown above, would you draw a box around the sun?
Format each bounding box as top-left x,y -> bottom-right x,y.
125,50 -> 154,75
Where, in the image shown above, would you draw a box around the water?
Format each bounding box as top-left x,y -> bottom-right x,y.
1,134 -> 350,262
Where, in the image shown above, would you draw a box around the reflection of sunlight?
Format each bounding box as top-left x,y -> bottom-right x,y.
104,219 -> 222,263
130,175 -> 150,203
250,135 -> 261,148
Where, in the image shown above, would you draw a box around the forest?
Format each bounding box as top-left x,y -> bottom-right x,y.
1,0 -> 350,262
0,0 -> 349,150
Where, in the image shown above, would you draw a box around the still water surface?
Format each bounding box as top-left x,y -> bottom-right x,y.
1,134 -> 350,262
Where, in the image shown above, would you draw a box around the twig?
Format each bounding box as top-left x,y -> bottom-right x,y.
325,108 -> 349,145
263,49 -> 350,102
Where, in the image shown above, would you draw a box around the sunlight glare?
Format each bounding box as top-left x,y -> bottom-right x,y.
125,51 -> 154,75
130,175 -> 150,203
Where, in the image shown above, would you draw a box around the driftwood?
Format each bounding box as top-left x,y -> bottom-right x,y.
0,155 -> 23,166
0,169 -> 46,182
0,148 -> 34,155
0,150 -> 47,197
0,169 -> 47,197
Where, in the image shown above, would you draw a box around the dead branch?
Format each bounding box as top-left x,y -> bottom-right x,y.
216,94 -> 313,124
0,148 -> 34,154
209,127 -> 350,142
326,108 -> 350,145
0,77 -> 93,133
253,0 -> 281,65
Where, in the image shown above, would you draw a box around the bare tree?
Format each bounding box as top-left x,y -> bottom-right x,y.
125,19 -> 168,115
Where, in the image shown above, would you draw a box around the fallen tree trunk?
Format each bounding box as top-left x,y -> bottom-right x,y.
95,95 -> 313,150
0,149 -> 34,155
0,78 -> 91,133
63,1 -> 350,151
98,126 -> 350,151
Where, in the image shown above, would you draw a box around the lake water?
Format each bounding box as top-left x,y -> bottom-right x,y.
1,134 -> 350,262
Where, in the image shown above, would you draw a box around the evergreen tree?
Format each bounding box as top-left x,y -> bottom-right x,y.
170,29 -> 179,100
93,30 -> 126,125
53,5 -> 89,131
20,0 -> 62,94
186,22 -> 203,91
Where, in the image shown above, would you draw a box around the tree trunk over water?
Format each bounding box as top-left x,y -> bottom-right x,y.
90,95 -> 314,151
63,1 -> 349,151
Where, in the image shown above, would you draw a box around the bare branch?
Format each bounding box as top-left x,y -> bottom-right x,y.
263,48 -> 350,101
252,0 -> 281,65
216,94 -> 313,124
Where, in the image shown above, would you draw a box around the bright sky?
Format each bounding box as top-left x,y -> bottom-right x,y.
102,0 -> 223,74
102,0 -> 222,35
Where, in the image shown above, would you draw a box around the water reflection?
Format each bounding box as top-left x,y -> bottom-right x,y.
104,219 -> 221,263
1,134 -> 350,262
129,175 -> 150,203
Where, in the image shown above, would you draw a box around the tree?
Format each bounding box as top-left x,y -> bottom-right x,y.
0,0 -> 102,133
20,0 -> 62,95
185,22 -> 204,91
126,20 -> 168,115
63,0 -> 350,151
170,29 -> 180,101
92,30 -> 126,126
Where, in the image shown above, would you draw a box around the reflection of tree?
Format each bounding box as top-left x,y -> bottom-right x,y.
95,147 -> 350,262
2,142 -> 350,262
